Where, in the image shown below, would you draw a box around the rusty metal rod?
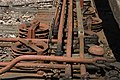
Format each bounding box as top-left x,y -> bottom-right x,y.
76,0 -> 86,76
0,38 -> 58,43
66,0 -> 73,58
54,6 -> 61,27
0,38 -> 69,43
80,0 -> 83,8
0,55 -> 113,74
0,62 -> 66,69
56,0 -> 66,56
0,62 -> 100,70
65,0 -> 73,78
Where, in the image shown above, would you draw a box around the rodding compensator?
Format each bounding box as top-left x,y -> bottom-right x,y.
0,0 -> 118,79
19,20 -> 49,39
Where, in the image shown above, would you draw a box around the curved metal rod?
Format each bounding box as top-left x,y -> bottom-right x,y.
0,55 -> 114,74
0,62 -> 102,70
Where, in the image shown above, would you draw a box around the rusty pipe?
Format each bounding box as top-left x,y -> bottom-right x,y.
76,0 -> 86,76
57,0 -> 66,42
0,55 -> 114,74
65,0 -> 73,77
56,0 -> 66,56
0,38 -> 19,42
0,62 -> 100,70
66,0 -> 73,58
0,38 -> 58,43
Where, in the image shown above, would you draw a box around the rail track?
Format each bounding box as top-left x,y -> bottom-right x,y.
0,0 -> 119,80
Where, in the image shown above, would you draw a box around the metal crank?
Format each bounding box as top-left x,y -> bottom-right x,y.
19,20 -> 49,39
11,39 -> 48,55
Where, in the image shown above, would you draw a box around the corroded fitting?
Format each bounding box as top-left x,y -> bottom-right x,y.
11,40 -> 48,55
88,45 -> 105,56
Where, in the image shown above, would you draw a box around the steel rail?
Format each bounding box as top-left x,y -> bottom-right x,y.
76,0 -> 86,76
56,0 -> 66,56
0,55 -> 113,74
65,0 -> 73,78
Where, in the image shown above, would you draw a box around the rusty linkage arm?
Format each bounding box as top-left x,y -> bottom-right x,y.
56,0 -> 66,56
76,0 -> 87,77
0,55 -> 114,74
11,39 -> 48,55
65,0 -> 73,78
0,0 -> 116,79
0,38 -> 58,43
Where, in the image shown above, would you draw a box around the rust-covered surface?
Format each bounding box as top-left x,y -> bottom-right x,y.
0,0 -> 119,80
